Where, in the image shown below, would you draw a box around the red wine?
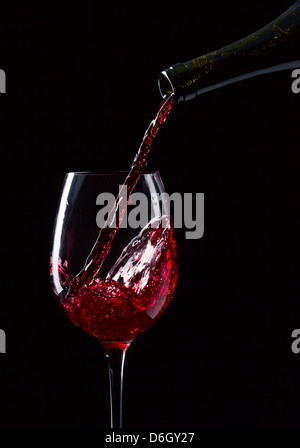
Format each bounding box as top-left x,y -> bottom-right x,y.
62,221 -> 178,341
56,94 -> 178,342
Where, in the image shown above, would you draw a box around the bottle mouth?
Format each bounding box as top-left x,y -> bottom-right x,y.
158,69 -> 175,98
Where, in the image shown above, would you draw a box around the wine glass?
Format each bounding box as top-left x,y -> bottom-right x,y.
50,171 -> 178,428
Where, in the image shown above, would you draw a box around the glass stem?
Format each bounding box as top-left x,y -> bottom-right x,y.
102,342 -> 130,429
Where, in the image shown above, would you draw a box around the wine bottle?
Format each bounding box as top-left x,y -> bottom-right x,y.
159,1 -> 300,102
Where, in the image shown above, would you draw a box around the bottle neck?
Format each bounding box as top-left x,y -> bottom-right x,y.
159,1 -> 300,102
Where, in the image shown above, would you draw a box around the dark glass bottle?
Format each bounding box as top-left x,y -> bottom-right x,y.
159,1 -> 300,102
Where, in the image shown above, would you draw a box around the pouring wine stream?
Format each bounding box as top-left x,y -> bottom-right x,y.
74,93 -> 175,287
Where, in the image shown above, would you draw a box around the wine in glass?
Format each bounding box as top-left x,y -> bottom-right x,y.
50,171 -> 178,428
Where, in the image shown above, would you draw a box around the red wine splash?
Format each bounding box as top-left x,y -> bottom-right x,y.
63,221 -> 178,341
78,93 -> 175,285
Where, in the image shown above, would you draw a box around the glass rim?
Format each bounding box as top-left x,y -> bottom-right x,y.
66,170 -> 160,176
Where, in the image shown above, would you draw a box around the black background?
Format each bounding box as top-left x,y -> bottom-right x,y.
0,0 -> 299,428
